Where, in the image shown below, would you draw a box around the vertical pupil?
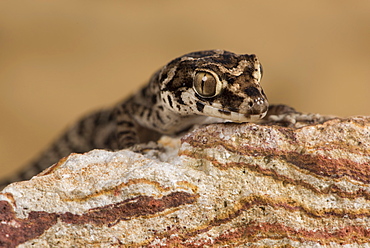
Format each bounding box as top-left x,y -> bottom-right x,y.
202,75 -> 207,91
193,72 -> 218,97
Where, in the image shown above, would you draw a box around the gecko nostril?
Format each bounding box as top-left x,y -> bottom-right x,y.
248,101 -> 254,107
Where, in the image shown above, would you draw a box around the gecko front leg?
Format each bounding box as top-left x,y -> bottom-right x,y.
115,104 -> 140,149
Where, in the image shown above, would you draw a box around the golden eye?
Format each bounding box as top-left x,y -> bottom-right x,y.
193,71 -> 221,98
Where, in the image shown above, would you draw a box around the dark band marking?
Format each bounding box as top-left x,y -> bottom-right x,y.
156,111 -> 164,124
117,120 -> 135,128
77,119 -> 87,137
196,102 -> 205,112
167,95 -> 173,109
117,130 -> 136,137
228,106 -> 239,112
175,91 -> 186,105
244,86 -> 260,97
62,133 -> 83,153
91,112 -> 102,128
218,109 -> 231,115
194,93 -> 215,103
140,87 -> 147,98
151,95 -> 157,104
104,132 -> 119,150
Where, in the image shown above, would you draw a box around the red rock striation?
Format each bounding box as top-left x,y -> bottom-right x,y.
1,115 -> 369,247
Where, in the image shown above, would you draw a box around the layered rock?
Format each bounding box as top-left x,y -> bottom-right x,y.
1,114 -> 369,247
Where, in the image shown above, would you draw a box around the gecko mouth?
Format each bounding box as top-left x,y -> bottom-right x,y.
202,105 -> 267,123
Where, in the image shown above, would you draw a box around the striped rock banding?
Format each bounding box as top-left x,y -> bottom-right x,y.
0,116 -> 369,247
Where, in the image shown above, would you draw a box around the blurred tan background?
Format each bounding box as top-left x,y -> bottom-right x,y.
0,1 -> 369,178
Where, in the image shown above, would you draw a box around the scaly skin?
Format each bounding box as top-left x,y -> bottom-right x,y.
1,50 -> 268,188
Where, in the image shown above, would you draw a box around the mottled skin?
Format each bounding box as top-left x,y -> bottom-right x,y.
1,50 -> 269,188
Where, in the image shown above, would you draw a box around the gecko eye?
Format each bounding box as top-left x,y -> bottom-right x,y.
193,71 -> 222,98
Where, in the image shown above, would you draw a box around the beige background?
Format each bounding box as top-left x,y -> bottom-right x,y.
0,1 -> 369,178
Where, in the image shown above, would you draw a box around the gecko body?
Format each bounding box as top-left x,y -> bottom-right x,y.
1,50 -> 268,188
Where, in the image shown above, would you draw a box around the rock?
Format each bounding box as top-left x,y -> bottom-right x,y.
1,114 -> 370,247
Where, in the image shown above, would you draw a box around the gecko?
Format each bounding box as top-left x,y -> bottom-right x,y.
1,49 -> 270,189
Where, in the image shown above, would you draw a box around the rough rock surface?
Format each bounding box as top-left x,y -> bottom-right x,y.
1,114 -> 370,247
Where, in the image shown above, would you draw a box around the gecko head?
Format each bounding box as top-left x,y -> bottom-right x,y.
159,50 -> 269,123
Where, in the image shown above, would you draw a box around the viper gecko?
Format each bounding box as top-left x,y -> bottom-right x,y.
1,49 -> 271,188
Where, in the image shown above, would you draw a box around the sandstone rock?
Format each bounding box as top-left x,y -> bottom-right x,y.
1,114 -> 370,247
